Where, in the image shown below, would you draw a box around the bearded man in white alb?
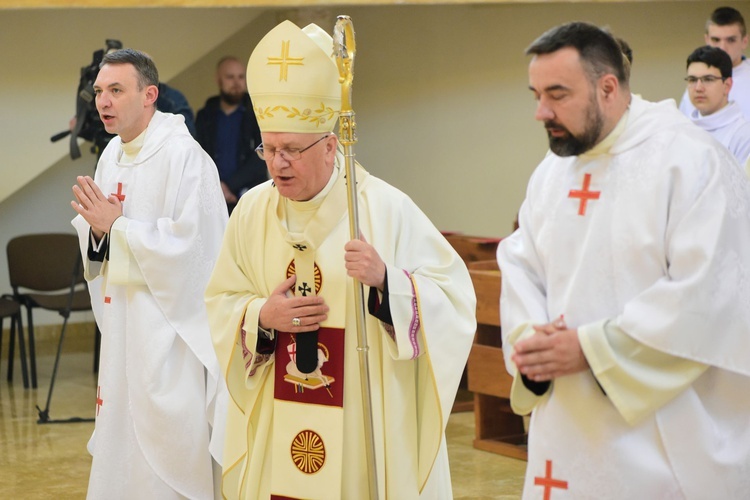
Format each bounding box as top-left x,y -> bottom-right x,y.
499,21 -> 750,498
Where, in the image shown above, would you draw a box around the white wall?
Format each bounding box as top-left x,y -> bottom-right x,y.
2,2 -> 747,324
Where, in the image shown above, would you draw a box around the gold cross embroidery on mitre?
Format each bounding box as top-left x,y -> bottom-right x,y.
267,40 -> 305,81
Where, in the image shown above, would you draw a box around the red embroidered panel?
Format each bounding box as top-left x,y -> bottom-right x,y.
274,327 -> 345,408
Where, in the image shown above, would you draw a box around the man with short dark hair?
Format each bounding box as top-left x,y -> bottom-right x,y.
70,48 -> 227,498
685,45 -> 750,163
499,21 -> 750,498
196,56 -> 268,213
680,6 -> 750,119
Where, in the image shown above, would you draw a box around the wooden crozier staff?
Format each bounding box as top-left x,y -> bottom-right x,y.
334,15 -> 379,500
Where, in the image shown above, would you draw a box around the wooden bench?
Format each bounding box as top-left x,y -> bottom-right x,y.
467,261 -> 527,460
443,233 -> 502,413
443,233 -> 501,264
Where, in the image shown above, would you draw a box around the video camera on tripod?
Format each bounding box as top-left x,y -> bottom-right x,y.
51,39 -> 123,160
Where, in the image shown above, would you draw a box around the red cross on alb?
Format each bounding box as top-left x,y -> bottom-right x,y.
96,386 -> 103,416
111,182 -> 126,202
534,460 -> 568,500
568,173 -> 600,216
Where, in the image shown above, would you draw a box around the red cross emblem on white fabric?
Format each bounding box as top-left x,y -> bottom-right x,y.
111,182 -> 126,202
568,173 -> 600,216
534,460 -> 568,499
96,386 -> 103,416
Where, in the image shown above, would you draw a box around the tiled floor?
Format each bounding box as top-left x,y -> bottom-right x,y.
0,323 -> 526,498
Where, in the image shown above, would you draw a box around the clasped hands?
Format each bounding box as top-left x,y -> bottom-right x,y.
511,316 -> 589,382
258,235 -> 386,332
71,176 -> 123,240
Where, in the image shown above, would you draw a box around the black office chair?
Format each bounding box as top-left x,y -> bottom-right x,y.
0,294 -> 29,388
7,233 -> 92,389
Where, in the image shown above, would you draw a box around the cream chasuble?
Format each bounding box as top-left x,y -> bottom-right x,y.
206,154 -> 476,499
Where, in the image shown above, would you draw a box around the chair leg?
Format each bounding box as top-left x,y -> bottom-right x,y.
26,307 -> 37,389
1,317 -> 5,380
38,314 -> 71,422
5,316 -> 14,382
15,312 -> 29,389
3,314 -> 29,389
0,318 -> 4,382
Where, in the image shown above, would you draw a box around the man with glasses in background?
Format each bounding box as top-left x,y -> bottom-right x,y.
205,20 -> 476,499
684,45 -> 750,163
680,6 -> 750,120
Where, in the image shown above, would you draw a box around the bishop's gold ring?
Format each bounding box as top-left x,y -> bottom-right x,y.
292,317 -> 301,327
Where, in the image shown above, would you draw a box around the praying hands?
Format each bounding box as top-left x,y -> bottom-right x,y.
71,175 -> 123,240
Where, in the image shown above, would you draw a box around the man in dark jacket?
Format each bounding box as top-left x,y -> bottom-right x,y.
158,83 -> 196,137
196,56 -> 268,213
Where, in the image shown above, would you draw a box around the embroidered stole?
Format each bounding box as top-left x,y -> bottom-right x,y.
270,168 -> 351,500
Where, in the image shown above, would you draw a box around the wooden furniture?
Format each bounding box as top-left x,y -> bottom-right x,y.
443,233 -> 501,264
466,261 -> 527,460
444,233 -> 502,413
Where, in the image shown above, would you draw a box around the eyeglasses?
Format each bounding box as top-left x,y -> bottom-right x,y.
255,135 -> 330,161
684,75 -> 726,86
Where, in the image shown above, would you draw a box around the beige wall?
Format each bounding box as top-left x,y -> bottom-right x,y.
171,1 -> 740,237
339,2 -> 744,235
0,7 -> 263,323
1,2 -> 747,324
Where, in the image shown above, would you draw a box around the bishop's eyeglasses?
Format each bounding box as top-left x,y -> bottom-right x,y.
255,135 -> 330,161
684,75 -> 726,86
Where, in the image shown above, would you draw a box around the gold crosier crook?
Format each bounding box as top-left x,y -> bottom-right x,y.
334,15 -> 379,500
